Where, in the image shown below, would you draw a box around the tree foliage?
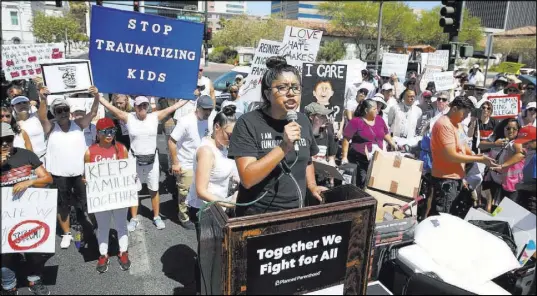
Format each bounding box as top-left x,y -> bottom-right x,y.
68,1 -> 88,34
317,40 -> 346,62
31,11 -> 80,52
212,15 -> 286,48
494,37 -> 536,67
318,1 -> 416,60
410,6 -> 483,47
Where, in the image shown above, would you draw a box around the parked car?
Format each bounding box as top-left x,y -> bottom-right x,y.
213,66 -> 250,96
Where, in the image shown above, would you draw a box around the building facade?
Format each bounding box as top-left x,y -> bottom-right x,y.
466,1 -> 536,33
1,1 -> 69,44
271,1 -> 329,22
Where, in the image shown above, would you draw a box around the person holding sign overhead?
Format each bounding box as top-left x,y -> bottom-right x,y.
1,122 -> 53,296
98,95 -> 187,231
38,85 -> 100,250
84,118 -> 131,274
228,56 -> 326,216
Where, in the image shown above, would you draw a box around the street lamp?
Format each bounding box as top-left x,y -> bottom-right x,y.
375,1 -> 384,73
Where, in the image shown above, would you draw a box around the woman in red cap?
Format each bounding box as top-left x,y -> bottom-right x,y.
84,118 -> 131,273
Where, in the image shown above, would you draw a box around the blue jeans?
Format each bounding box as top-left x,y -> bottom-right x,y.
1,254 -> 46,290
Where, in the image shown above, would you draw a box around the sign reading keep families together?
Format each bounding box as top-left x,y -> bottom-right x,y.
89,5 -> 203,99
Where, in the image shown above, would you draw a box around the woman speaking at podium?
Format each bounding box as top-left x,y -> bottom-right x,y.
228,56 -> 327,217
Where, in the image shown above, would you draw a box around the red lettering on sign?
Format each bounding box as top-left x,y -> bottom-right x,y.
36,68 -> 42,74
21,70 -> 27,76
51,52 -> 63,59
52,48 -> 60,53
6,60 -> 15,67
28,69 -> 35,75
10,71 -> 20,78
28,56 -> 37,62
7,220 -> 50,252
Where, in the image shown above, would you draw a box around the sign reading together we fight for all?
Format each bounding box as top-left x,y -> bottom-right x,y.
89,5 -> 204,99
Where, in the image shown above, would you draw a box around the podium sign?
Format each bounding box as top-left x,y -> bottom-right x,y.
199,185 -> 376,295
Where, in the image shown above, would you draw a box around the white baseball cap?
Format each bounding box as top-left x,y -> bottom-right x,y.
11,96 -> 30,105
70,105 -> 86,113
134,96 -> 150,106
235,74 -> 244,80
381,83 -> 394,91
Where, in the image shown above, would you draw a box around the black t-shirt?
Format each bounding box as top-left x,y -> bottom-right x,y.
1,148 -> 42,186
312,128 -> 338,163
228,109 -> 319,215
472,117 -> 497,154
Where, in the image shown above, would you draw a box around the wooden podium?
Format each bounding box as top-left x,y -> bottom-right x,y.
198,185 -> 376,295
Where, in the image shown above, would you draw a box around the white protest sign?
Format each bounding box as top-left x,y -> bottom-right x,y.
425,50 -> 449,70
380,53 -> 409,79
280,26 -> 323,74
432,71 -> 455,91
239,39 -> 282,103
487,95 -> 521,119
41,60 -> 93,95
1,188 -> 58,254
420,66 -> 442,92
85,158 -> 139,213
334,59 -> 367,86
1,43 -> 64,81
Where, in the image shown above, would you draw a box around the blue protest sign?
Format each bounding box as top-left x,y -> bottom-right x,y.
89,5 -> 203,99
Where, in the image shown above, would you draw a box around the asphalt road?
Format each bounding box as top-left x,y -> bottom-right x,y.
13,135 -> 199,295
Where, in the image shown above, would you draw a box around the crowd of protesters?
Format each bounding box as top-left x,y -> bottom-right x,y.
1,55 -> 536,295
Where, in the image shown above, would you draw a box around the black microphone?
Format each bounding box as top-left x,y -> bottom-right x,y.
286,110 -> 299,152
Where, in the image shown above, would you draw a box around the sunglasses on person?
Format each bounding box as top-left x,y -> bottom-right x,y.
1,114 -> 12,119
55,106 -> 70,115
506,88 -> 519,93
1,136 -> 14,145
14,101 -> 29,106
481,106 -> 491,110
505,127 -> 518,131
199,69 -> 203,72
438,97 -> 449,102
98,128 -> 116,136
526,87 -> 535,91
527,108 -> 536,112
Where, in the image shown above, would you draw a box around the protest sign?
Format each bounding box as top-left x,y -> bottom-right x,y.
1,188 -> 58,254
334,59 -> 367,86
496,62 -> 524,74
419,66 -> 442,92
41,60 -> 93,94
280,26 -> 323,74
1,43 -> 64,81
301,63 -> 347,131
239,39 -> 281,103
432,71 -> 455,91
487,94 -> 521,119
425,50 -> 449,70
247,221 -> 351,294
380,53 -> 409,79
85,158 -> 139,213
89,5 -> 203,99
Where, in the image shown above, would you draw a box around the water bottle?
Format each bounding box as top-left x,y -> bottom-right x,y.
73,225 -> 82,250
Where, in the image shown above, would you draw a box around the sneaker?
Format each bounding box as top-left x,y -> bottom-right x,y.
180,220 -> 196,230
118,252 -> 131,271
60,233 -> 73,249
127,218 -> 139,232
28,280 -> 50,295
96,255 -> 110,274
153,217 -> 165,230
1,288 -> 18,295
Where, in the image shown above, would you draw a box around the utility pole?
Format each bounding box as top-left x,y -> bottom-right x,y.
375,1 -> 384,73
204,0 -> 209,67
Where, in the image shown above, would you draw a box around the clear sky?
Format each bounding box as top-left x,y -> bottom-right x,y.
247,1 -> 440,16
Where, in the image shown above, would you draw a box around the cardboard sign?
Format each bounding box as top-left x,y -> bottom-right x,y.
419,66 -> 442,92
85,158 -> 139,213
380,53 -> 409,80
89,5 -> 203,99
432,71 -> 455,91
424,50 -> 449,70
1,187 -> 58,254
301,63 -> 347,131
247,221 -> 351,294
239,39 -> 281,103
496,62 -> 524,75
1,43 -> 64,81
280,26 -> 323,74
487,94 -> 521,119
41,60 -> 93,95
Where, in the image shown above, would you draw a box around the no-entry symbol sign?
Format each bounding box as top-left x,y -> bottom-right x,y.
7,220 -> 50,252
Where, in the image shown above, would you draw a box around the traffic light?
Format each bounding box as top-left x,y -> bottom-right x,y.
439,0 -> 463,34
55,0 -> 62,7
133,1 -> 140,12
204,27 -> 212,41
96,0 -> 103,6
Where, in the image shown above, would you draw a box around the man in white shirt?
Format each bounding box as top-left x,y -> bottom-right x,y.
381,83 -> 398,121
388,89 -> 423,147
168,95 -> 213,229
